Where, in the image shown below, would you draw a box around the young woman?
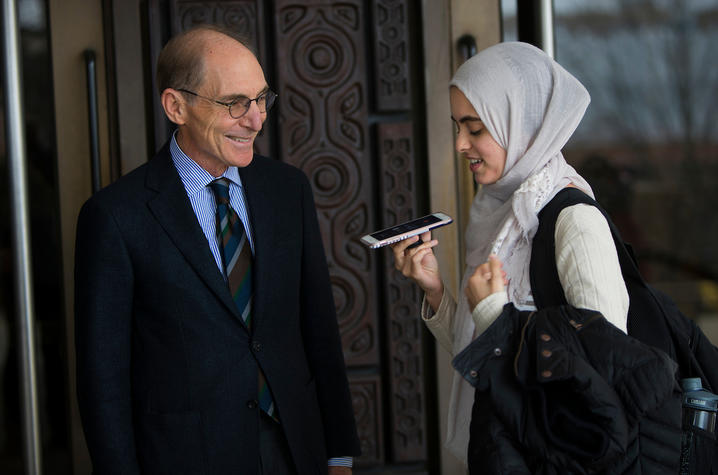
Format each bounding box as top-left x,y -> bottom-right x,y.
392,42 -> 629,465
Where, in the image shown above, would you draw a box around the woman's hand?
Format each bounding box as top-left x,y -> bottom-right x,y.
391,231 -> 443,310
465,254 -> 506,311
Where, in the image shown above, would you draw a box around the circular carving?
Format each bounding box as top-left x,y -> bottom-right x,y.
332,277 -> 354,326
179,6 -> 256,47
316,168 -> 338,192
391,194 -> 407,208
399,378 -> 415,393
291,28 -> 353,87
302,153 -> 357,208
387,63 -> 401,77
330,272 -> 365,329
349,326 -> 373,356
385,26 -> 399,41
222,6 -> 253,36
351,386 -> 370,420
310,45 -> 333,69
395,304 -> 411,318
389,154 -> 407,171
399,414 -> 416,430
180,7 -> 210,28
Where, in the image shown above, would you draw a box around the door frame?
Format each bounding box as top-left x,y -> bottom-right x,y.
421,0 -> 501,472
50,0 -> 504,472
49,0 -> 112,471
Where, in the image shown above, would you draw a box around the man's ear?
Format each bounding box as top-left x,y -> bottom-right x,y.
161,88 -> 186,125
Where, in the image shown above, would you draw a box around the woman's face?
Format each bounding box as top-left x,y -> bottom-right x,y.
450,87 -> 507,185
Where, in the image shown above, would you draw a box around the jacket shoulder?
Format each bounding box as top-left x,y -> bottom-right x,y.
79,145 -> 173,215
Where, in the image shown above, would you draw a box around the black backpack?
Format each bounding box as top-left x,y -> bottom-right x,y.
530,187 -> 718,474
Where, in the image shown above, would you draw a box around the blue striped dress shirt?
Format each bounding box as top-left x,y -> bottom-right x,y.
169,133 -> 352,469
170,134 -> 254,276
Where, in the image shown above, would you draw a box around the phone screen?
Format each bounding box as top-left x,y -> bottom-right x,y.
370,214 -> 443,240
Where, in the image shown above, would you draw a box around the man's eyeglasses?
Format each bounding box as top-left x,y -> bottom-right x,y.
177,88 -> 277,119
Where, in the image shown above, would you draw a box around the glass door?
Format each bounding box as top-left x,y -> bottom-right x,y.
500,0 -> 718,342
1,0 -> 71,473
551,0 -> 718,341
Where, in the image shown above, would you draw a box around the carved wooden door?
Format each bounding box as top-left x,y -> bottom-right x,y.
147,0 -> 434,471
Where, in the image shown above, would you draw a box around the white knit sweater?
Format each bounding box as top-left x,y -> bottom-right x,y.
422,204 -> 629,355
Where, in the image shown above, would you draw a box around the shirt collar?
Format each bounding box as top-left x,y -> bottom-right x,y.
170,131 -> 243,195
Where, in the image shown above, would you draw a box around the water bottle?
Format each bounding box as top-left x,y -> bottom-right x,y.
679,378 -> 717,475
682,378 -> 718,433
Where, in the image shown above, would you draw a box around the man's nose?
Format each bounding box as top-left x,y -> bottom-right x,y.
242,101 -> 264,130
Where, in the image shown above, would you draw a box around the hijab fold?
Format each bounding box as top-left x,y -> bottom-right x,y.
444,42 -> 594,463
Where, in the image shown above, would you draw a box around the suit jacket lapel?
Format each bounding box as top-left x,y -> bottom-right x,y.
238,158 -> 273,332
145,147 -> 244,324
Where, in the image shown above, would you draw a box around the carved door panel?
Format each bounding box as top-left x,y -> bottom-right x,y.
149,0 -> 434,470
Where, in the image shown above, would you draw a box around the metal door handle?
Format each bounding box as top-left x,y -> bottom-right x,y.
84,49 -> 101,193
457,34 -> 477,62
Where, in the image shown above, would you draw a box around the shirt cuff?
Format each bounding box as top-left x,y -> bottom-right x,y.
471,291 -> 508,336
421,288 -> 451,322
328,456 -> 352,467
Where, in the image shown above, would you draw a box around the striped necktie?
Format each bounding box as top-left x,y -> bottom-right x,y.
208,178 -> 277,420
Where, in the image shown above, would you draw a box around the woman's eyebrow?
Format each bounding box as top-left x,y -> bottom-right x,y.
451,115 -> 482,124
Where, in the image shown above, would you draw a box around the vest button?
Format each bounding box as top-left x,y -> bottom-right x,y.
247,400 -> 258,409
252,341 -> 262,352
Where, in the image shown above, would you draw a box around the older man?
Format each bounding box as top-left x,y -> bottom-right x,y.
74,25 -> 360,474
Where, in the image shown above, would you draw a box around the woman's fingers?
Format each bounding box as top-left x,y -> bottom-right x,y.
465,262 -> 491,309
408,238 -> 438,256
465,255 -> 507,309
391,235 -> 440,283
391,236 -> 420,270
392,238 -> 442,296
487,254 -> 505,293
404,240 -> 438,273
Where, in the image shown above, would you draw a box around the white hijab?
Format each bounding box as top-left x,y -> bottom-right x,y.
444,42 -> 594,462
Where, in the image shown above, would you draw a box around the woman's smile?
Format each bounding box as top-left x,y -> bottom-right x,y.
468,158 -> 484,172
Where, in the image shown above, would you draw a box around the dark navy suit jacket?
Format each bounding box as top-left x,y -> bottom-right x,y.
74,144 -> 360,474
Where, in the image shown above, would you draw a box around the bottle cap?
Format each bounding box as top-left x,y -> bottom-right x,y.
681,377 -> 703,392
681,378 -> 718,412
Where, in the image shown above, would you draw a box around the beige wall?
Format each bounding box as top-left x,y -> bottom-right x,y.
112,0 -> 149,173
421,0 -> 501,473
49,0 -> 111,471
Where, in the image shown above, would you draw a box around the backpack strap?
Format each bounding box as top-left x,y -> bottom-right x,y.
530,188 -> 597,310
530,188 -> 698,378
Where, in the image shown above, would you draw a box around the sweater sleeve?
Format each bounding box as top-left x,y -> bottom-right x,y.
421,289 -> 457,354
555,204 -> 629,333
471,292 -> 509,336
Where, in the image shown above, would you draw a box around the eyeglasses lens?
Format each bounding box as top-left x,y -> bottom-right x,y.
229,91 -> 276,118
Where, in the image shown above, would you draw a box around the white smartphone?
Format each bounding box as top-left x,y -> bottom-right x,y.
360,212 -> 453,249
